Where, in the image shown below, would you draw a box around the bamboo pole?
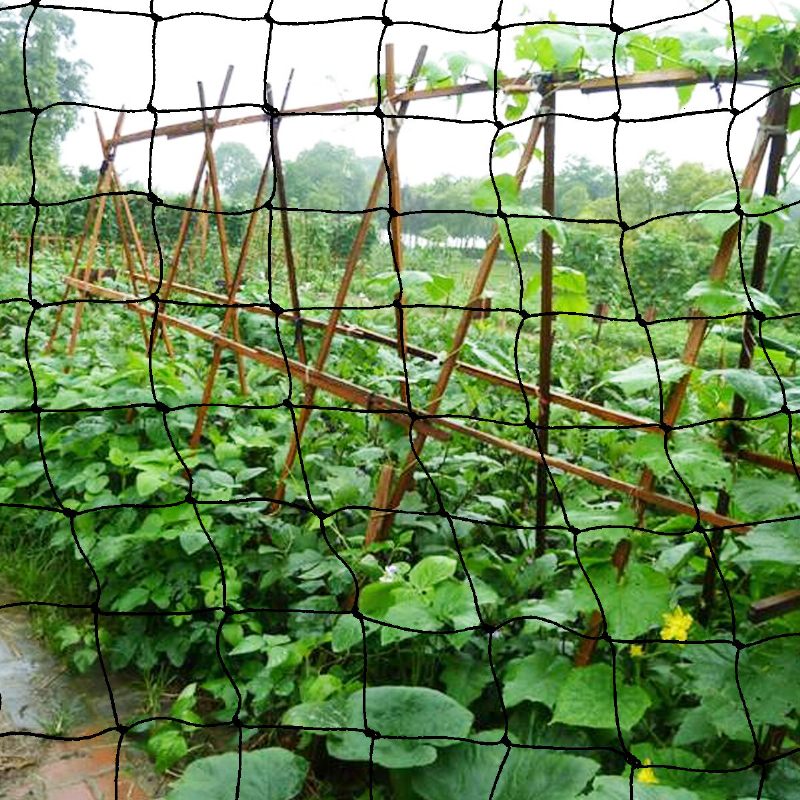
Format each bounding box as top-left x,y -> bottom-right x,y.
534,86 -> 556,557
373,107 -> 547,541
195,80 -> 249,396
187,82 -> 291,449
365,465 -> 396,546
63,112 -> 127,357
65,278 -> 447,443
574,94 -> 781,668
94,115 -> 175,356
129,271 -> 664,431
155,65 -> 235,340
268,75 -> 308,364
45,112 -> 126,353
701,78 -> 793,625
385,43 -> 409,406
271,46 -> 428,504
111,68 -> 775,147
64,275 -> 751,534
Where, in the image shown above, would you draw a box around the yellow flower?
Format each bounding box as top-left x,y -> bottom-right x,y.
637,758 -> 659,784
630,644 -> 645,657
661,606 -> 693,643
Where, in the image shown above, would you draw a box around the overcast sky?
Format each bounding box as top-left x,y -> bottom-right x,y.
39,0 -> 800,194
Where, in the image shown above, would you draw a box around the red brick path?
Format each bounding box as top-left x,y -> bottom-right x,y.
5,730 -> 155,800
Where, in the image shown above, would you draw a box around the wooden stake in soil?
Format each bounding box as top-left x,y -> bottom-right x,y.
196,80 -> 249,396
155,65 -> 235,342
373,105 -> 547,541
702,78 -> 793,625
534,86 -> 556,557
574,93 -> 782,668
268,75 -> 308,364
385,43 -> 410,406
45,111 -> 126,354
271,46 -> 428,505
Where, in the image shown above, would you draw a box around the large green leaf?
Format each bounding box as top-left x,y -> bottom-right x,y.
503,651 -> 571,709
606,358 -> 691,395
552,664 -> 651,730
585,775 -> 699,800
410,555 -> 458,590
166,748 -> 307,800
327,687 -> 473,768
413,740 -> 598,800
733,520 -> 800,566
576,562 -> 672,640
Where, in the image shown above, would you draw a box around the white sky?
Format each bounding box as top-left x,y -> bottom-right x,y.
37,0 -> 800,194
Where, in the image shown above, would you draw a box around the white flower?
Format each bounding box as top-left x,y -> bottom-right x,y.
379,564 -> 400,583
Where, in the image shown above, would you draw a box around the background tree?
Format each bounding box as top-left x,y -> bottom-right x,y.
0,8 -> 86,166
215,142 -> 261,207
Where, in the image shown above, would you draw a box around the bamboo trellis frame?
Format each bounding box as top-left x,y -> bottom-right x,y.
48,55 -> 798,629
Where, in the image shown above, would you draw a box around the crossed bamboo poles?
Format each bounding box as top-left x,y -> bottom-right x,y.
51,56 -> 797,604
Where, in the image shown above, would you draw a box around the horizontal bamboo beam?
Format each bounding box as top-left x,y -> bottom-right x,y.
505,67 -> 772,95
738,449 -> 798,475
129,272 -> 659,432
749,589 -> 800,623
434,416 -> 747,531
64,277 -> 746,531
112,69 -> 773,147
63,278 -> 448,443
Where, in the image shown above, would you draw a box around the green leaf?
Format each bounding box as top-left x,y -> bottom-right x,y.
114,586 -> 149,612
409,555 -> 457,590
413,742 -> 599,800
552,664 -> 651,730
283,698 -> 348,729
686,279 -> 781,316
576,562 -> 671,640
229,635 -> 265,656
503,651 -> 571,709
473,174 -> 519,213
331,614 -> 363,653
676,83 -> 696,108
179,530 -> 207,556
493,132 -> 519,159
788,104 -> 800,134
732,476 -> 800,517
327,687 -> 473,768
703,368 -> 778,409
740,638 -> 800,729
166,748 -> 307,800
148,728 -> 188,773
136,469 -> 164,498
733,520 -> 800,566
441,654 -> 493,707
585,775 -> 700,799
2,421 -> 31,444
606,358 -> 691,395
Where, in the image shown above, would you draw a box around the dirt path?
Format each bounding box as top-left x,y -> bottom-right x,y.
0,599 -> 163,799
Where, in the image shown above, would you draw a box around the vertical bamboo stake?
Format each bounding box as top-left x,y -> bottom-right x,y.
45,112 -> 126,353
574,95 -> 780,668
701,87 -> 792,624
534,87 -> 556,557
268,74 -> 308,364
188,96 -> 288,449
154,66 -> 235,341
271,47 -> 428,503
95,115 -> 174,355
365,464 -> 396,546
386,43 -> 409,406
374,109 -> 547,540
64,112 -> 127,356
196,80 -> 248,396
